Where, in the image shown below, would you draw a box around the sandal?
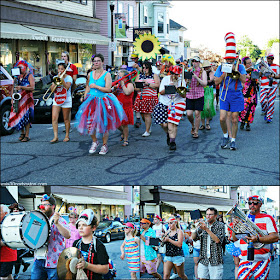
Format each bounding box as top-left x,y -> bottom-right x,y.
18,133 -> 25,141
206,124 -> 211,130
191,127 -> 195,135
50,138 -> 59,144
192,132 -> 199,138
199,125 -> 205,130
122,141 -> 129,147
21,136 -> 30,142
63,137 -> 70,142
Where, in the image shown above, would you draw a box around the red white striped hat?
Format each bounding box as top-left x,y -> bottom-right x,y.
266,53 -> 274,58
224,32 -> 236,59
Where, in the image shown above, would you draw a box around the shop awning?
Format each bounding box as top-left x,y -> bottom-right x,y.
0,187 -> 17,204
163,201 -> 232,212
0,23 -> 48,41
95,198 -> 131,205
22,25 -> 110,45
53,194 -> 101,205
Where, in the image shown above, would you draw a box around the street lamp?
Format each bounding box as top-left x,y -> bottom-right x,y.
110,1 -> 115,66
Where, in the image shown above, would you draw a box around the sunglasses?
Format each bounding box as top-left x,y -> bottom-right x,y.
140,222 -> 148,224
125,226 -> 133,229
39,203 -> 52,207
248,201 -> 259,205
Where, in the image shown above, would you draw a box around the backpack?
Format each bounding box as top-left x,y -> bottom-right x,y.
102,259 -> 117,279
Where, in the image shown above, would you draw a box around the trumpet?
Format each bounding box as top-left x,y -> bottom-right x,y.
43,63 -> 70,101
192,218 -> 207,236
177,64 -> 188,96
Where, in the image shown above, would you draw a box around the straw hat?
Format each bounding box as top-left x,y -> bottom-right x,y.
202,60 -> 211,68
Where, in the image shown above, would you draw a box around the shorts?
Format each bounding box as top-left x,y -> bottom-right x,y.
198,263 -> 223,280
0,261 -> 15,277
140,256 -> 157,274
153,102 -> 168,124
238,259 -> 271,280
193,247 -> 200,257
53,97 -> 72,108
186,96 -> 204,111
219,90 -> 244,112
164,255 -> 185,266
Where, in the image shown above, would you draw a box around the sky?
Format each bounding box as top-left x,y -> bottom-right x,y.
266,186 -> 279,207
169,1 -> 279,55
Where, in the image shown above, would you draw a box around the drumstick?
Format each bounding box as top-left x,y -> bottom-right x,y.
50,199 -> 66,226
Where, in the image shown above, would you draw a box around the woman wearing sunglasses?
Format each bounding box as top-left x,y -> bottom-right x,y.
120,222 -> 140,279
162,217 -> 188,280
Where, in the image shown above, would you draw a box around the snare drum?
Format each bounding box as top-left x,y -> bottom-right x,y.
1,210 -> 50,250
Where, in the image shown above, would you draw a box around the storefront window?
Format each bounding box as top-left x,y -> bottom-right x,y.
78,44 -> 92,74
101,205 -> 111,217
117,206 -> 124,220
48,42 -> 67,73
69,44 -> 78,64
0,40 -> 14,73
19,40 -> 45,80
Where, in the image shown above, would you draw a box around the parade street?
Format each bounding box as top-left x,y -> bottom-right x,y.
1,96 -> 279,186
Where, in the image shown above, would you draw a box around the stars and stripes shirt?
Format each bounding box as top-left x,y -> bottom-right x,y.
236,213 -> 278,262
260,63 -> 279,88
138,73 -> 158,98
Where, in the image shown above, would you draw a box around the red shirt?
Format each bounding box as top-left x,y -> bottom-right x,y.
66,63 -> 78,77
0,246 -> 17,262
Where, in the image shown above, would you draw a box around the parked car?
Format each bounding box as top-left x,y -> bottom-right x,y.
33,74 -> 86,121
0,66 -> 14,135
94,220 -> 125,243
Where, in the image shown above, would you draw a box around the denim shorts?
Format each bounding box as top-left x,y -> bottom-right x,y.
193,247 -> 200,257
164,255 -> 185,266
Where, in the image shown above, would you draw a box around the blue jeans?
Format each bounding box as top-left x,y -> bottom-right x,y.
31,259 -> 59,280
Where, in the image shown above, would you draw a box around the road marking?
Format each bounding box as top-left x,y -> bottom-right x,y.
47,122 -> 77,129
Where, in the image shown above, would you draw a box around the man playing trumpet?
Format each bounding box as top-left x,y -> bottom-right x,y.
231,195 -> 278,280
191,208 -> 225,280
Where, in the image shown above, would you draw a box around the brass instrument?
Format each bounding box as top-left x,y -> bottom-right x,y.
12,78 -> 21,113
228,50 -> 240,80
256,57 -> 275,86
225,203 -> 267,249
112,70 -> 138,88
43,63 -> 70,101
177,64 -> 188,97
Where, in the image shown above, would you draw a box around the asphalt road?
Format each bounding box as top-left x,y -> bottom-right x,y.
1,96 -> 279,186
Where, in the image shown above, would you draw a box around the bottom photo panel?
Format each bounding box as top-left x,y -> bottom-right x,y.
1,185 -> 279,280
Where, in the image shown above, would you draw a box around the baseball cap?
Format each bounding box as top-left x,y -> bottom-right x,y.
76,209 -> 95,228
266,53 -> 274,58
247,195 -> 264,204
192,56 -> 200,62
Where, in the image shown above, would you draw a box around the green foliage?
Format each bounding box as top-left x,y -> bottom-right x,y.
266,38 -> 280,48
237,35 -> 261,62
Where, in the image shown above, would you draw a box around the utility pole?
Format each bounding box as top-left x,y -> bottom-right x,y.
110,3 -> 115,66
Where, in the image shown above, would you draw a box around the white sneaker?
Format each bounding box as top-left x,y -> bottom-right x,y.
142,131 -> 150,137
149,127 -> 152,133
170,273 -> 178,279
89,141 -> 99,154
99,144 -> 108,155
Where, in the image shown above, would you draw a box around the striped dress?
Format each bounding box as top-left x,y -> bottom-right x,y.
124,237 -> 140,272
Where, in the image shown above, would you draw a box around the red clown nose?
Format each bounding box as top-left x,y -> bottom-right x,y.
39,205 -> 45,210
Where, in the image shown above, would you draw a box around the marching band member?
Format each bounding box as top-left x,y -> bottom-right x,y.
186,56 -> 207,139
134,61 -> 160,137
0,204 -> 17,280
139,219 -> 162,279
50,62 -> 73,143
232,196 -> 278,280
239,57 -> 258,131
73,209 -> 110,280
75,53 -> 127,155
214,32 -> 246,150
162,217 -> 188,280
113,70 -> 135,146
8,60 -> 35,142
160,54 -> 176,78
153,65 -> 186,151
31,194 -> 70,280
200,60 -> 216,131
65,210 -> 81,248
8,203 -> 30,279
191,208 -> 225,280
259,53 -> 280,123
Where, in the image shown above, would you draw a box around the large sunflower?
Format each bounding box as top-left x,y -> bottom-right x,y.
133,33 -> 161,61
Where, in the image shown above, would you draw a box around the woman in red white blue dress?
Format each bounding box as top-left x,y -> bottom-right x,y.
8,60 -> 35,142
134,61 -> 160,137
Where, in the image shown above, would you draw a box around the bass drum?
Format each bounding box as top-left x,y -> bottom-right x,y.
1,210 -> 50,250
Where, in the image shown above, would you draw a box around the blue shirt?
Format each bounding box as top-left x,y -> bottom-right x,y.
214,64 -> 246,92
140,228 -> 157,261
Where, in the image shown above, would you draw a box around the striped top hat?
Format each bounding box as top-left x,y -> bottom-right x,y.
224,32 -> 236,59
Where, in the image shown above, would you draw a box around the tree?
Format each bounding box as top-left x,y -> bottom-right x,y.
237,35 -> 261,62
266,38 -> 279,48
